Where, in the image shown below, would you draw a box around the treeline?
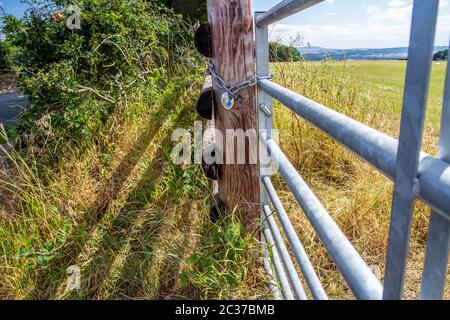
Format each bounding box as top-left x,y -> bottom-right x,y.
433,49 -> 448,61
269,42 -> 302,62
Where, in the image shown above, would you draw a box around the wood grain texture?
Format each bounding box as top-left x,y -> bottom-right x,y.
207,0 -> 259,232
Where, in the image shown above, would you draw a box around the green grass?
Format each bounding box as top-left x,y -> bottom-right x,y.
1,58 -> 448,300
309,60 -> 447,131
180,214 -> 270,300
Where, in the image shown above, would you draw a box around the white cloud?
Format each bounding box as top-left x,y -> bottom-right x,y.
270,0 -> 449,48
388,0 -> 409,8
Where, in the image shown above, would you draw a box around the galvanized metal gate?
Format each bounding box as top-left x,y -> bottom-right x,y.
257,0 -> 450,300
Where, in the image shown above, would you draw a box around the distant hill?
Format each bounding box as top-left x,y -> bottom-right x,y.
298,46 -> 448,61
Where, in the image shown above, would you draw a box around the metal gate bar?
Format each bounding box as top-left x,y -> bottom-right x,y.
261,133 -> 383,300
263,205 -> 308,300
261,248 -> 283,300
262,177 -> 327,300
256,0 -> 448,300
421,42 -> 450,300
256,0 -> 324,27
258,79 -> 450,220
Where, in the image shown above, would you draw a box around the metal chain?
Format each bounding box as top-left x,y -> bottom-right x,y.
207,61 -> 273,99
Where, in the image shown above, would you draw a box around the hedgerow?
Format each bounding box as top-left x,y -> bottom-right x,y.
2,0 -> 200,143
0,0 -> 217,300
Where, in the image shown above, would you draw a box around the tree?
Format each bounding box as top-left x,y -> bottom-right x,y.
433,49 -> 448,61
269,42 -> 302,62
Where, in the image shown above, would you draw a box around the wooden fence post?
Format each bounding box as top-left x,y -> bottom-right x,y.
207,0 -> 259,232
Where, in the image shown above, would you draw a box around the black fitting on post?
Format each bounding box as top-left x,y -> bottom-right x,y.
202,144 -> 219,180
202,160 -> 218,180
196,87 -> 214,120
210,193 -> 225,223
194,23 -> 213,57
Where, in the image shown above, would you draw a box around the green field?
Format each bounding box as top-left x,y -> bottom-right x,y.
311,60 -> 447,130
270,60 -> 449,299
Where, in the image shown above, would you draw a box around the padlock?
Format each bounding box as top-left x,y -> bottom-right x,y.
221,92 -> 235,110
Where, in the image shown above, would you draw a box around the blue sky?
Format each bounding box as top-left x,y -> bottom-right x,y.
0,0 -> 27,18
1,0 -> 450,48
254,0 -> 450,48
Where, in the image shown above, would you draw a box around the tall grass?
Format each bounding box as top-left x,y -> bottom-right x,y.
0,66 -> 270,300
1,53 -> 447,299
0,0 -> 273,299
180,213 -> 270,300
271,59 -> 448,299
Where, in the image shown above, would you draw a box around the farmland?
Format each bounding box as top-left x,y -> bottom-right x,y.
271,60 -> 449,299
311,60 -> 446,131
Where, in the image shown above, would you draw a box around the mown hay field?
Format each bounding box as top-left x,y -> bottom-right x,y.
271,60 -> 449,300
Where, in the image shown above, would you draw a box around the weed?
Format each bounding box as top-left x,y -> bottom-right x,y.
181,214 -> 270,300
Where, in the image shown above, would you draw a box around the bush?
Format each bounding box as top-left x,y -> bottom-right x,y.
2,0 -> 199,142
0,0 -> 207,300
181,215 -> 266,299
269,42 -> 302,62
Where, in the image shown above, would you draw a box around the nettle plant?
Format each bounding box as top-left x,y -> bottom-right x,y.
2,0 -> 197,142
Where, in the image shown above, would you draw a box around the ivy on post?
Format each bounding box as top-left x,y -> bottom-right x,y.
206,0 -> 259,233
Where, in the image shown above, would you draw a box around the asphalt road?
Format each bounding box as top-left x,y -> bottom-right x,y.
0,92 -> 26,124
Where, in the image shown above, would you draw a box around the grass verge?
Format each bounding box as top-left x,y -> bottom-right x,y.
0,74 -> 270,300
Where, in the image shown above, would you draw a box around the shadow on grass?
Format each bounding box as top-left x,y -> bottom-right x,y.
78,179 -> 197,299
26,90 -> 202,299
